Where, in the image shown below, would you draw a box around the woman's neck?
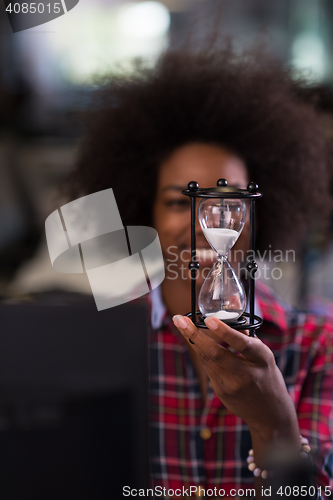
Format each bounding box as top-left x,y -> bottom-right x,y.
161,276 -> 193,318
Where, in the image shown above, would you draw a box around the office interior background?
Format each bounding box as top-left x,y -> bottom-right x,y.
0,0 -> 333,313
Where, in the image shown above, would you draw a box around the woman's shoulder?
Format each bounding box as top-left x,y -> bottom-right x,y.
256,280 -> 333,366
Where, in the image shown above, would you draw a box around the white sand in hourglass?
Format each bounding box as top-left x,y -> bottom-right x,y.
202,228 -> 239,255
205,310 -> 239,320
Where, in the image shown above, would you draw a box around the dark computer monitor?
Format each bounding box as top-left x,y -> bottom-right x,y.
0,296 -> 150,500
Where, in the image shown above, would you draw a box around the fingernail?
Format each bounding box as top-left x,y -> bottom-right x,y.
172,315 -> 188,329
204,317 -> 219,330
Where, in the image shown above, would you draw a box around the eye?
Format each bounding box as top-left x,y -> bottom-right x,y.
164,198 -> 190,209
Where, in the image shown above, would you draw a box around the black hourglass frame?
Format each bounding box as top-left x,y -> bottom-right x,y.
182,178 -> 263,335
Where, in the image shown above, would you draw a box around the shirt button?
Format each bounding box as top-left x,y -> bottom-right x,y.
194,486 -> 205,497
199,427 -> 212,440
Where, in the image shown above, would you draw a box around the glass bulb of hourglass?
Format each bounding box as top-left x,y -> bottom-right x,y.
198,198 -> 247,322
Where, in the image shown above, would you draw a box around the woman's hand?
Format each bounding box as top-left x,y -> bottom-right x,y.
172,314 -> 300,449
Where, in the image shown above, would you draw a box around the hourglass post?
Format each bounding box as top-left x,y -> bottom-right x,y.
247,182 -> 259,335
188,181 -> 200,324
218,179 -> 227,322
250,199 -> 255,326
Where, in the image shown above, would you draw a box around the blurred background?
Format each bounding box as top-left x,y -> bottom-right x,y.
1,0 -> 333,313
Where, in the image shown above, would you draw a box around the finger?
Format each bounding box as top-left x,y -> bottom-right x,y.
204,324 -> 249,345
203,326 -> 248,345
172,315 -> 238,371
204,316 -> 264,363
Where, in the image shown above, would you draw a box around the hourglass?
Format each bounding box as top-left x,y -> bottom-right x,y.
182,178 -> 263,333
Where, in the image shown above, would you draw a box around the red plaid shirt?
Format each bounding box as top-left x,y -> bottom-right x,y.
148,282 -> 333,498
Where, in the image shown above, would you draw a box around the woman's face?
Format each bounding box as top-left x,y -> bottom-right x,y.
153,143 -> 249,286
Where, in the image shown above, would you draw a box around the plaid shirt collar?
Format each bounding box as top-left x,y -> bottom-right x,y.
255,280 -> 289,331
150,285 -> 168,329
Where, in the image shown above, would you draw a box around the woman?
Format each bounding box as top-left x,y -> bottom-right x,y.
67,48 -> 333,498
